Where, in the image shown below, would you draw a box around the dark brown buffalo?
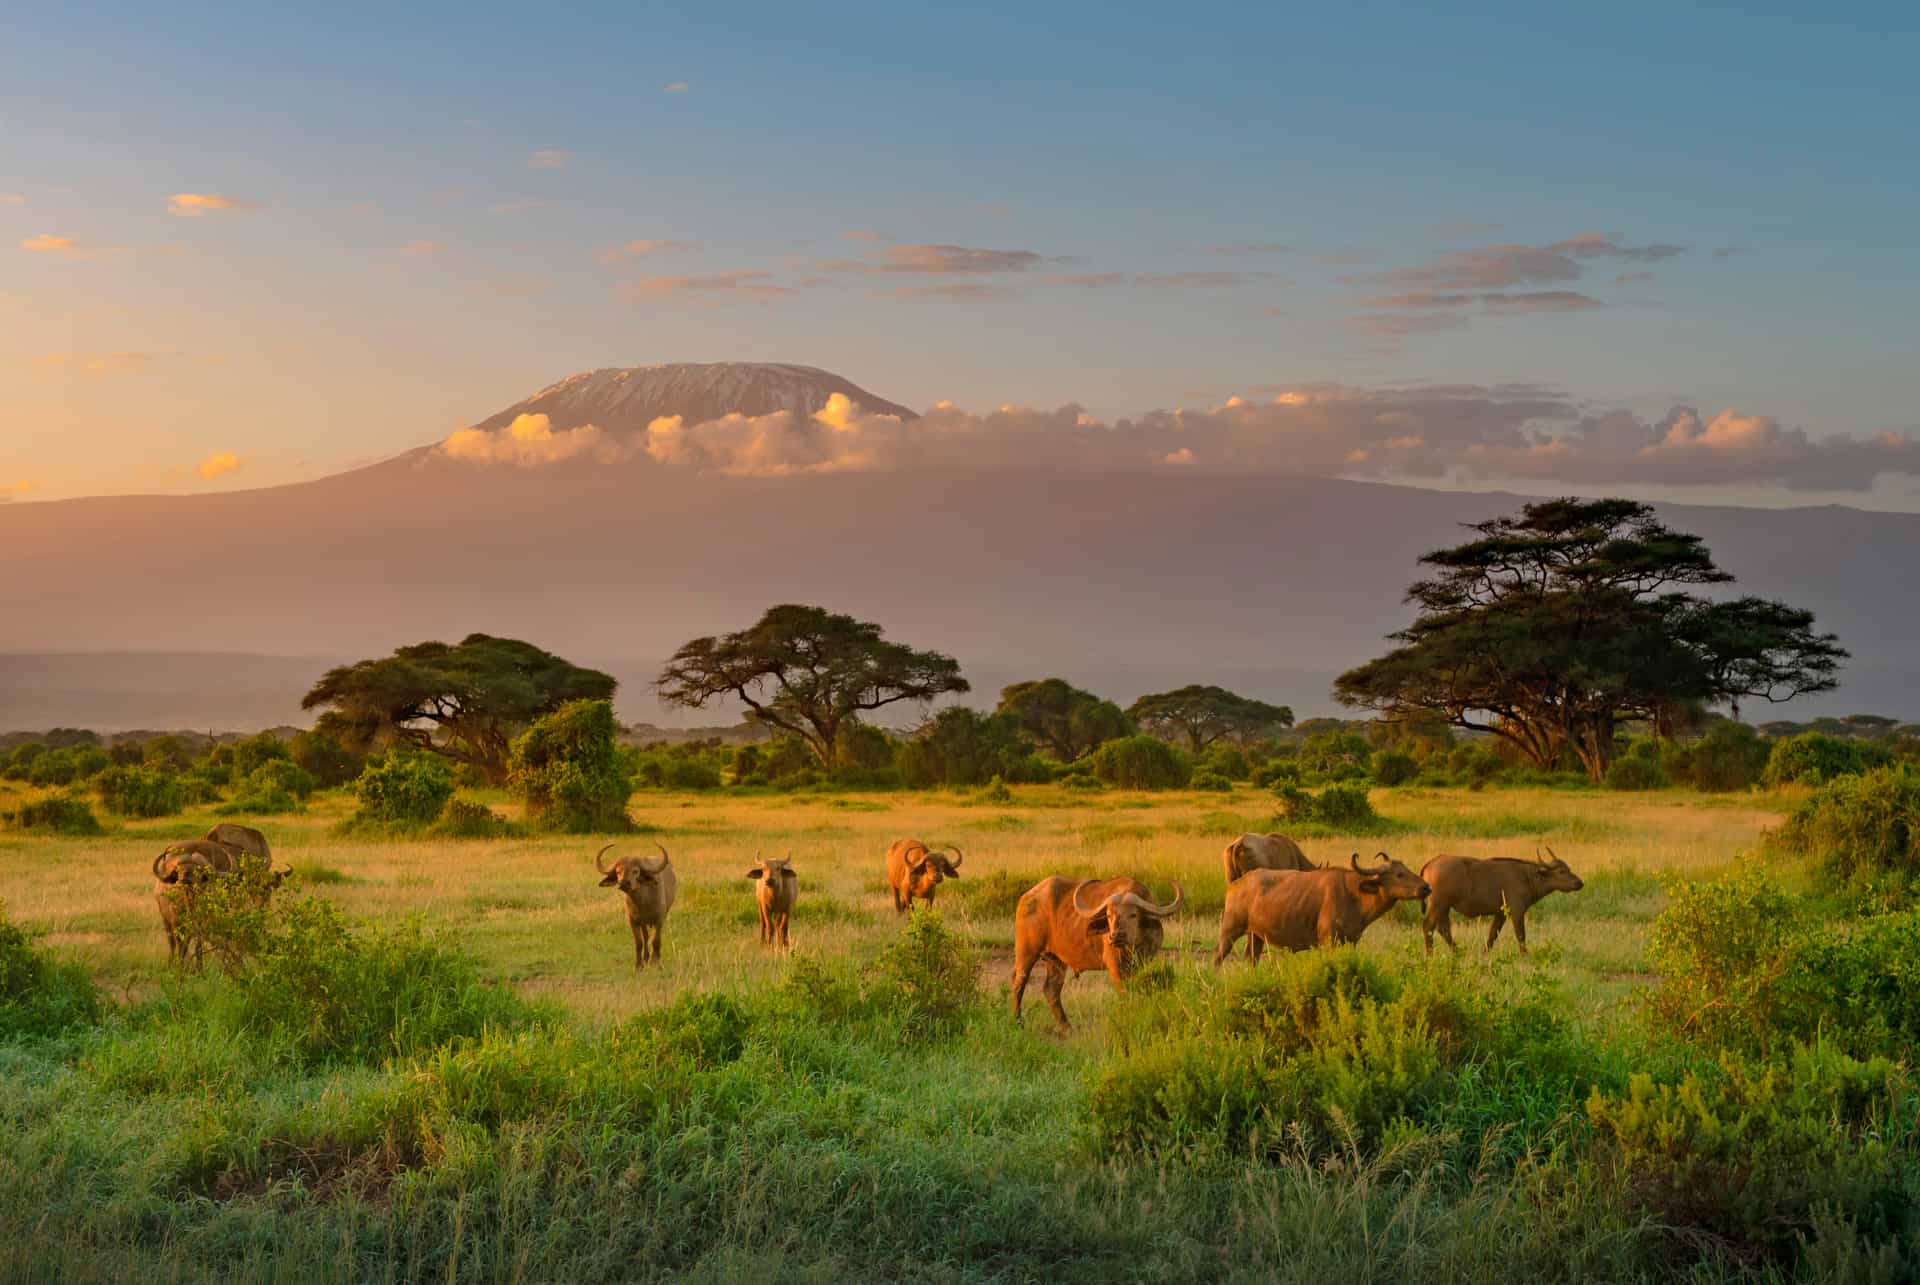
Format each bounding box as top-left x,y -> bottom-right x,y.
884,838 -> 962,913
152,849 -> 217,964
596,842 -> 678,967
204,823 -> 271,863
1419,847 -> 1584,954
1010,875 -> 1184,1030
1212,853 -> 1430,963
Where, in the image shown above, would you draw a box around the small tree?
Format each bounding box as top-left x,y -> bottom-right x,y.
508,699 -> 634,833
657,605 -> 969,769
303,635 -> 616,783
1127,685 -> 1294,752
996,678 -> 1132,761
897,707 -> 1039,788
1088,735 -> 1191,789
350,752 -> 454,827
290,725 -> 365,788
95,765 -> 187,818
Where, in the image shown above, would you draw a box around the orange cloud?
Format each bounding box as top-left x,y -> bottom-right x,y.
0,480 -> 40,503
197,451 -> 243,481
167,193 -> 261,217
441,413 -> 606,466
597,239 -> 693,262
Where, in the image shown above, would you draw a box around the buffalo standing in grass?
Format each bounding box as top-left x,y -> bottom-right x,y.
1212,852 -> 1430,963
747,854 -> 798,949
204,823 -> 271,863
596,843 -> 677,968
1010,875 -> 1184,1031
1419,847 -> 1584,955
1221,832 -> 1314,883
885,839 -> 963,913
152,849 -> 217,965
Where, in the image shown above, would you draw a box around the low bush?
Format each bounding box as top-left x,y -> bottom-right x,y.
508,700 -> 634,833
1273,781 -> 1394,833
2,791 -> 103,836
430,799 -> 517,839
1765,732 -> 1893,789
1767,765 -> 1920,890
0,899 -> 104,1039
220,760 -> 318,815
345,752 -> 456,831
1588,1046 -> 1916,1264
1368,749 -> 1418,786
1088,736 -> 1191,790
290,726 -> 366,788
1605,755 -> 1667,792
1190,770 -> 1233,793
865,908 -> 982,1042
1665,720 -> 1770,792
24,750 -> 79,788
94,764 -> 187,817
1198,745 -> 1252,782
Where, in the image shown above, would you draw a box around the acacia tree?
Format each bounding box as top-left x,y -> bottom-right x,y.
1127,685 -> 1294,752
301,634 -> 616,783
655,604 -> 968,768
1335,498 -> 1845,782
995,678 -> 1133,761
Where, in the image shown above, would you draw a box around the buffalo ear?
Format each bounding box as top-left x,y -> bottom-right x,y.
747,869 -> 764,879
599,873 -> 619,887
1087,911 -> 1110,935
160,870 -> 179,885
944,865 -> 961,879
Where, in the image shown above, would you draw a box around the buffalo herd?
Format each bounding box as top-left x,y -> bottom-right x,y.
146,825 -> 1586,1030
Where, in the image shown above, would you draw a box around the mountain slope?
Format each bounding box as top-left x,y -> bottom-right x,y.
1,364 -> 1913,727
471,362 -> 918,435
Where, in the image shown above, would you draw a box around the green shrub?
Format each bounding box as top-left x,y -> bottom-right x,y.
1254,759 -> 1303,789
1588,1047 -> 1914,1263
25,749 -> 79,787
289,726 -> 366,788
1644,870 -> 1920,1060
349,752 -> 455,829
1766,732 -> 1893,788
1,741 -> 47,780
198,894 -> 536,1065
1190,770 -> 1233,793
663,758 -> 722,791
231,732 -> 292,778
866,907 -> 982,1042
431,798 -> 517,839
1666,720 -> 1770,792
2,791 -> 103,836
980,774 -> 1014,803
1368,749 -> 1418,786
1605,755 -> 1667,792
221,759 -> 318,814
1274,781 -> 1392,832
0,899 -> 104,1039
1768,766 -> 1920,889
509,700 -> 634,833
94,764 -> 188,818
1445,744 -> 1504,789
1088,736 -> 1191,790
1199,745 -> 1252,781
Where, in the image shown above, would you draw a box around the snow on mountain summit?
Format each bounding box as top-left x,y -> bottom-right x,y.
471,362 -> 918,435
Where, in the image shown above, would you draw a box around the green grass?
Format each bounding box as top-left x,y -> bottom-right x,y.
1,776 -> 1907,1281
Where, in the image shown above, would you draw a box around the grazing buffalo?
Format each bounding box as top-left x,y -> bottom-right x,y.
1212,853 -> 1430,963
1222,832 -> 1314,883
1010,875 -> 1184,1031
885,839 -> 963,913
596,843 -> 678,968
747,854 -> 798,949
158,838 -> 243,874
204,823 -> 271,863
152,849 -> 217,964
1419,847 -> 1584,955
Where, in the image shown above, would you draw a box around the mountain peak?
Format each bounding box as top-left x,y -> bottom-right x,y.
472,362 -> 918,435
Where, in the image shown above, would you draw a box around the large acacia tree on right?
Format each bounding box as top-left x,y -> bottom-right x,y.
1334,498 -> 1846,782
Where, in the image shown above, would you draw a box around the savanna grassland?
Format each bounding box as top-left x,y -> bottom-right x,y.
0,778 -> 1914,1283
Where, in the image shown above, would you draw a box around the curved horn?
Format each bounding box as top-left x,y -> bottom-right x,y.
1349,852 -> 1364,872
639,842 -> 671,875
1127,880 -> 1185,918
905,843 -> 928,871
942,845 -> 962,871
1350,852 -> 1389,874
1544,844 -> 1561,866
152,852 -> 170,880
594,843 -> 616,875
1071,880 -> 1109,917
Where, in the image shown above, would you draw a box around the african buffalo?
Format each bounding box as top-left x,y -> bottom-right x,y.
1010,875 -> 1184,1031
885,839 -> 962,913
1212,852 -> 1430,963
152,849 -> 217,965
1419,847 -> 1584,954
747,854 -> 798,949
1222,832 -> 1314,883
596,843 -> 678,968
204,823 -> 271,863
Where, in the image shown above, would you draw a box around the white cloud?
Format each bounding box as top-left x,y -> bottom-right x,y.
440,413 -> 608,466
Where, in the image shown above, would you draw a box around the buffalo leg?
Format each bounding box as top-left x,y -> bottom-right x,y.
1041,957 -> 1071,1031
633,928 -> 646,970
1010,950 -> 1038,1021
1212,912 -> 1246,966
1511,913 -> 1527,955
776,913 -> 790,950
1249,935 -> 1266,964
1485,908 -> 1506,952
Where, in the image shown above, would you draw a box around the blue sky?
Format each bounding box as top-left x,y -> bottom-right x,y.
4,1 -> 1918,503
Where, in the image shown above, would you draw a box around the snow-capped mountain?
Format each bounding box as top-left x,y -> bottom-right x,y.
470,362 -> 918,435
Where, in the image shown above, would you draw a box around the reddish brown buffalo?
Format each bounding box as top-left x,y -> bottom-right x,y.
1221,832 -> 1313,883
1212,853 -> 1430,963
1010,875 -> 1184,1030
884,839 -> 962,913
152,849 -> 217,965
596,842 -> 678,968
1419,847 -> 1584,954
747,854 -> 799,949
